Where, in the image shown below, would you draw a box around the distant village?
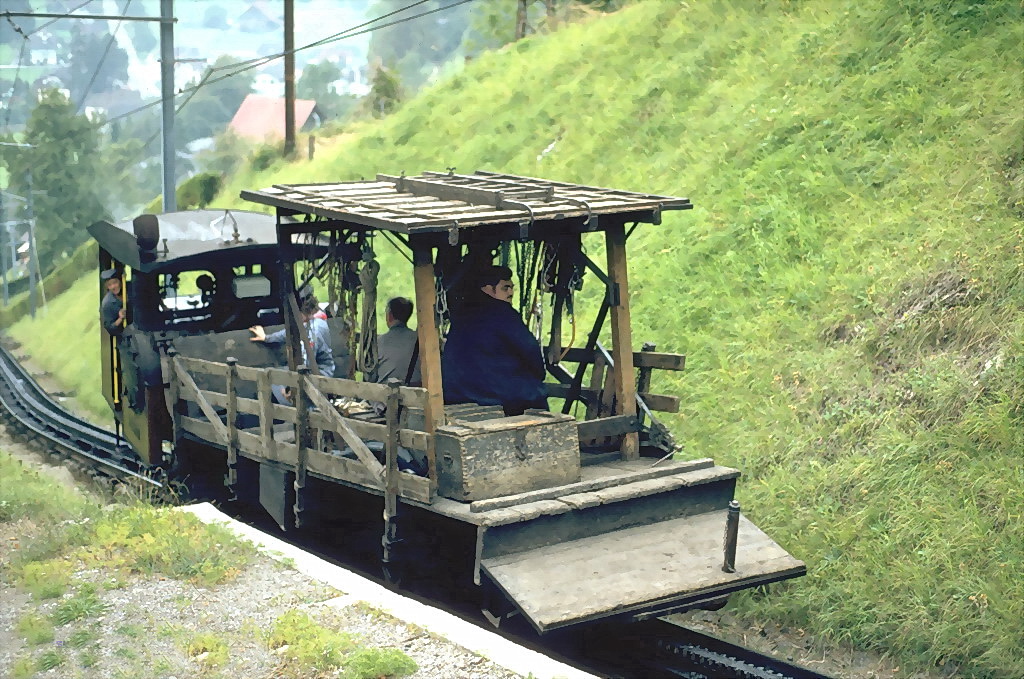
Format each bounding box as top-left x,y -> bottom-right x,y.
1,0 -> 371,134
0,0 -> 373,288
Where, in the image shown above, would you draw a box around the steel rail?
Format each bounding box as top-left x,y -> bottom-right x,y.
0,342 -> 161,487
0,343 -> 829,677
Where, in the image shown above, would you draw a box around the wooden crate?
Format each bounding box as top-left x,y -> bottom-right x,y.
435,411 -> 580,502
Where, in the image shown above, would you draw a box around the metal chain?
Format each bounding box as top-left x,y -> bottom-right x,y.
435,273 -> 450,340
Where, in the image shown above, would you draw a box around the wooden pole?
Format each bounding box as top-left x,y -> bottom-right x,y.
605,222 -> 638,459
412,241 -> 443,491
283,0 -> 296,157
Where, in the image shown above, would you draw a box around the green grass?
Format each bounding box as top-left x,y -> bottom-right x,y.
267,610 -> 356,670
51,583 -> 108,626
0,451 -> 92,523
4,272 -> 110,422
3,0 -> 1023,676
15,611 -> 55,646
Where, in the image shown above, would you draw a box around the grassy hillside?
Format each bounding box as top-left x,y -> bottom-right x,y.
6,0 -> 1022,675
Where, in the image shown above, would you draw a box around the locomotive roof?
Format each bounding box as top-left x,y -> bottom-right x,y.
88,209 -> 281,272
240,170 -> 692,238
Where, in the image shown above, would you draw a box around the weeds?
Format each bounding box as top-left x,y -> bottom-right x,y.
17,559 -> 72,599
267,610 -> 356,670
183,632 -> 229,668
52,583 -> 107,625
341,647 -> 418,679
15,611 -> 55,645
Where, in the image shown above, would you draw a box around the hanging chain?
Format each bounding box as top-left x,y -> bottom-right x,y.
434,273 -> 450,340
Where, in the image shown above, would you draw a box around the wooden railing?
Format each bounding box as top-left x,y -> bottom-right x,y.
548,344 -> 686,446
165,351 -> 433,513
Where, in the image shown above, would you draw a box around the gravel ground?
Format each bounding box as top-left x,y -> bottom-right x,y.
0,438 -> 526,679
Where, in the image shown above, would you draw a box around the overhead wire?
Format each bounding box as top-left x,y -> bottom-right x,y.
23,0 -> 95,37
135,0 -> 447,149
1,28 -> 28,133
100,0 -> 481,128
74,0 -> 133,114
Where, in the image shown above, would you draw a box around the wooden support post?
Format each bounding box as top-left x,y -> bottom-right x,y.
586,353 -> 606,421
606,222 -> 639,459
165,349 -> 181,444
293,366 -> 311,528
225,357 -> 239,493
636,342 -> 656,428
382,379 -> 401,578
278,227 -> 302,371
412,242 -> 443,492
257,368 -> 276,459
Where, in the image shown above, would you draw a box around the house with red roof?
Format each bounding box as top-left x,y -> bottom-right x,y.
228,94 -> 321,142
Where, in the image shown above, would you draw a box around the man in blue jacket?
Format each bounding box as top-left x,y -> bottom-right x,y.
441,265 -> 548,416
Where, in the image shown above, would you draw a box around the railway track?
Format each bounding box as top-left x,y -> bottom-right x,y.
0,339 -> 831,679
0,341 -> 161,488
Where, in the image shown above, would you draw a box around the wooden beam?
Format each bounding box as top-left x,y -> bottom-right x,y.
606,222 -> 638,459
225,357 -> 239,490
545,383 -> 679,414
257,369 -> 277,460
302,375 -> 385,478
172,357 -> 229,445
412,241 -> 443,491
559,347 -> 686,371
576,414 -> 641,441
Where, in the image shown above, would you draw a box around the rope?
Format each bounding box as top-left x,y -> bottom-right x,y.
357,257 -> 380,375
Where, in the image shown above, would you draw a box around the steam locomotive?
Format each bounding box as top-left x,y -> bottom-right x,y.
89,171 -> 804,633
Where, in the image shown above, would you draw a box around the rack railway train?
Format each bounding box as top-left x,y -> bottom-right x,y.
88,170 -> 805,634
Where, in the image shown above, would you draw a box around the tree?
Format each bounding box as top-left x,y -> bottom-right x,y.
175,56 -> 255,145
58,24 -> 130,107
366,65 -> 402,119
127,21 -> 158,58
1,90 -> 109,275
366,0 -> 473,91
297,60 -> 356,122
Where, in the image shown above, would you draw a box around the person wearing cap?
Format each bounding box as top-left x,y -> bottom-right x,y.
100,268 -> 127,336
441,265 -> 548,416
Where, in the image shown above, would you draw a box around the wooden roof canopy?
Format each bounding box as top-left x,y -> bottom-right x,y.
241,170 -> 694,462
240,170 -> 693,242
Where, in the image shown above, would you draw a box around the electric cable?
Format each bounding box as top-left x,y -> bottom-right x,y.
100,0 -> 481,128
1,37 -> 28,133
74,0 -> 133,114
22,0 -> 95,37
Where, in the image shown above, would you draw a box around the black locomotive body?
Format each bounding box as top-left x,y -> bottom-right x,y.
89,172 -> 805,634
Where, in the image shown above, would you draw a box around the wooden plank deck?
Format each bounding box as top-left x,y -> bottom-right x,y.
481,511 -> 806,632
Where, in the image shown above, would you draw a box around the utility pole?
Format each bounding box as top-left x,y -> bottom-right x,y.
26,172 -> 36,318
5,10 -> 177,211
26,172 -> 45,315
284,0 -> 296,157
160,0 -> 177,211
0,189 -> 7,306
515,0 -> 528,40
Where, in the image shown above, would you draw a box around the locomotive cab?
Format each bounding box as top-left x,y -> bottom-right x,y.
88,210 -> 288,465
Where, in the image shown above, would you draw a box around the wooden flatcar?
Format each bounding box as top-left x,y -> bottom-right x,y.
89,172 -> 804,634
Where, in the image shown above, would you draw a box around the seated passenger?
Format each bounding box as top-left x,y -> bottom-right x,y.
370,297 -> 422,387
441,265 -> 548,416
250,293 -> 335,402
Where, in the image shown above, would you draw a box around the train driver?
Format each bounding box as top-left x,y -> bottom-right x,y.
100,268 -> 127,337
